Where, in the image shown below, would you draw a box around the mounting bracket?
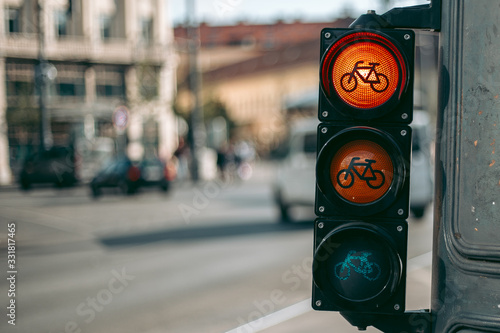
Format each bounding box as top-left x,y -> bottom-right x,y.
349,0 -> 441,31
341,310 -> 432,333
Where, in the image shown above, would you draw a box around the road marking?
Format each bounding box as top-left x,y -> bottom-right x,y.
224,299 -> 311,333
225,251 -> 433,333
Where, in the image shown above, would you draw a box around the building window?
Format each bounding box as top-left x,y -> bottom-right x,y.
55,81 -> 85,97
140,18 -> 153,44
49,64 -> 86,99
6,7 -> 21,33
96,84 -> 124,97
55,11 -> 68,37
95,66 -> 126,99
6,81 -> 33,96
100,15 -> 112,40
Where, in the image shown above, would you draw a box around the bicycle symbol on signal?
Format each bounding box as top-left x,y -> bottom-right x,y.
340,61 -> 389,93
334,250 -> 381,281
336,157 -> 385,189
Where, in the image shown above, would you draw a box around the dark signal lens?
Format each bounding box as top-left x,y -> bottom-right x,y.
313,222 -> 404,309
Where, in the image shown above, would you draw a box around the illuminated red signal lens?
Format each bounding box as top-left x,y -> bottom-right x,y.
330,140 -> 394,204
321,31 -> 408,111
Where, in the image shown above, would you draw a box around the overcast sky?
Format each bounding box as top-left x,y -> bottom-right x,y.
168,0 -> 429,25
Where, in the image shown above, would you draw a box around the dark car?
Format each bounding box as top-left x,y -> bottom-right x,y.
19,146 -> 79,189
90,157 -> 141,197
138,158 -> 176,192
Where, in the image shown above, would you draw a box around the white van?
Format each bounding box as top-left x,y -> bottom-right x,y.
273,118 -> 318,222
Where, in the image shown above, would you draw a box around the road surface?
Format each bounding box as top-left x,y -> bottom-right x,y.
0,162 -> 432,333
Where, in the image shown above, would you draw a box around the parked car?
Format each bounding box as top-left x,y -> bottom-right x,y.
138,158 -> 176,192
90,157 -> 141,197
19,146 -> 78,190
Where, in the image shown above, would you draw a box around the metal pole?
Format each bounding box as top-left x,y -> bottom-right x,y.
432,1 -> 500,331
186,0 -> 205,182
36,0 -> 52,151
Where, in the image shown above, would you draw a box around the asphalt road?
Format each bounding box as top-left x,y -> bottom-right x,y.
0,162 -> 433,333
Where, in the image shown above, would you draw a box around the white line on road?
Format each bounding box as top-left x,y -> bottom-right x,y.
224,299 -> 311,333
225,251 -> 433,333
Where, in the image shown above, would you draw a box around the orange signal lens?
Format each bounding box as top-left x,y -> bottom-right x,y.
333,42 -> 399,109
330,140 -> 394,204
321,31 -> 407,112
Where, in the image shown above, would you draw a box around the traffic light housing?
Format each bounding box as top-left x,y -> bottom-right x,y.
312,28 -> 414,316
319,29 -> 414,124
313,219 -> 407,313
315,124 -> 411,219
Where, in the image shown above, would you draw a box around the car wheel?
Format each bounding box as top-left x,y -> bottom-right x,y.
120,181 -> 137,195
20,177 -> 31,190
279,202 -> 291,223
91,184 -> 101,198
60,173 -> 76,187
275,189 -> 291,223
119,180 -> 130,194
160,181 -> 170,192
411,206 -> 426,219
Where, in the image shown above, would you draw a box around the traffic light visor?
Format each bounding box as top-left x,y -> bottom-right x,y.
321,31 -> 408,112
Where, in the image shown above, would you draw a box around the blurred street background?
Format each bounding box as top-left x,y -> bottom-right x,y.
0,0 -> 436,332
0,162 -> 432,333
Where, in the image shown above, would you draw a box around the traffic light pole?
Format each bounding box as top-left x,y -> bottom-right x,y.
185,0 -> 205,182
432,1 -> 500,332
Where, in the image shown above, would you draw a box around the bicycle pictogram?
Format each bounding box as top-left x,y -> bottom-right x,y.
336,157 -> 385,189
334,250 -> 381,281
340,61 -> 389,93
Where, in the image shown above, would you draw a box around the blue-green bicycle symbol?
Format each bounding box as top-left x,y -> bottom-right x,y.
334,250 -> 381,281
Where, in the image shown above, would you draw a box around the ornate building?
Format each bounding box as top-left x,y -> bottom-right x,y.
0,0 -> 178,184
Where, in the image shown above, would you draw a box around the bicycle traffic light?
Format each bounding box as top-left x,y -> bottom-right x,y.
319,29 -> 414,123
312,28 -> 414,316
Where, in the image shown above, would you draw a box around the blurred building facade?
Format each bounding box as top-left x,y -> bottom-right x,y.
174,19 -> 438,157
174,19 -> 353,156
0,0 -> 178,184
